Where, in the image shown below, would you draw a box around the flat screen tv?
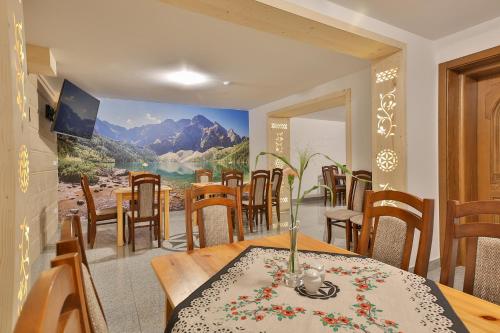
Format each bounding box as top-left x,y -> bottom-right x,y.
52,79 -> 100,139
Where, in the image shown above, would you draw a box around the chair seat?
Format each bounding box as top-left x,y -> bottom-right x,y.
242,200 -> 249,206
126,209 -> 159,220
95,207 -> 118,221
325,208 -> 361,221
350,214 -> 363,226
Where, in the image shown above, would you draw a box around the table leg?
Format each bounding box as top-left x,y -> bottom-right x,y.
116,193 -> 124,246
267,184 -> 272,229
164,190 -> 170,240
165,298 -> 173,327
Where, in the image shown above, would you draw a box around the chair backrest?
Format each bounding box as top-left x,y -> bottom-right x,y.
14,252 -> 91,333
358,190 -> 434,277
80,175 -> 97,224
185,185 -> 244,251
347,170 -> 372,212
249,170 -> 270,207
195,169 -> 213,183
440,200 -> 500,304
57,215 -> 108,333
59,214 -> 88,269
222,169 -> 243,188
131,174 -> 161,220
271,168 -> 283,198
321,166 -> 333,189
128,171 -> 153,186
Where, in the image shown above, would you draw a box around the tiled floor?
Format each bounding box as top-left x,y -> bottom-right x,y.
35,199 -> 462,333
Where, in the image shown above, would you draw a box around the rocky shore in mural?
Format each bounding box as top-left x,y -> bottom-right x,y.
57,113 -> 249,219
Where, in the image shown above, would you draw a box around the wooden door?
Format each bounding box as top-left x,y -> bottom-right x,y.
477,75 -> 500,222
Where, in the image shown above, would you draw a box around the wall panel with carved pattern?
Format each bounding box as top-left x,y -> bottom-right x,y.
267,117 -> 290,211
371,51 -> 407,201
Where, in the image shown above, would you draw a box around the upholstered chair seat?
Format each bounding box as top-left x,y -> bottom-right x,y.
349,214 -> 363,226
325,208 -> 361,221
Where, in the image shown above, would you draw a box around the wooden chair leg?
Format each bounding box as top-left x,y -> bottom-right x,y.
276,200 -> 281,222
248,207 -> 254,233
345,221 -> 352,251
323,193 -> 327,206
90,223 -> 96,249
327,219 -> 332,244
87,218 -> 91,244
353,225 -> 359,253
265,207 -> 270,230
132,223 -> 135,252
157,219 -> 161,248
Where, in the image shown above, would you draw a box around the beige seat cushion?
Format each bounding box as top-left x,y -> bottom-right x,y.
350,214 -> 363,226
325,208 -> 361,221
371,217 -> 407,268
81,264 -> 108,333
473,237 -> 500,305
126,209 -> 158,219
242,200 -> 249,206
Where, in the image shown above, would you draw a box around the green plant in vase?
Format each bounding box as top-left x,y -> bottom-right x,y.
256,150 -> 349,287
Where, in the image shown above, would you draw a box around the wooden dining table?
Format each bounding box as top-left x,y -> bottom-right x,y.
151,232 -> 500,332
191,181 -> 274,229
114,185 -> 171,246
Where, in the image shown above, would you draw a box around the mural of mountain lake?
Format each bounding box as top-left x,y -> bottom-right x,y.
115,160 -> 250,188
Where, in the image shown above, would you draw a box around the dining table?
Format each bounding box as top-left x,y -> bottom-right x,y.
151,232 -> 500,332
191,181 -> 274,229
114,185 -> 172,246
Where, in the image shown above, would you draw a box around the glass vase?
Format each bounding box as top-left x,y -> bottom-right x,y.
284,223 -> 303,287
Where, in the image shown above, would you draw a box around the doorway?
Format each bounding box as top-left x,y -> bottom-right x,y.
438,45 -> 500,256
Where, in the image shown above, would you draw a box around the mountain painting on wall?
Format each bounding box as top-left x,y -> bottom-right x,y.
57,99 -> 249,217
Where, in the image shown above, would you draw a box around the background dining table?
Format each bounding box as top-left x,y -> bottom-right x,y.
151,232 -> 500,332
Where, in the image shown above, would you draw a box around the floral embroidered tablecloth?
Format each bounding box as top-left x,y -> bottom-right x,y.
166,246 -> 467,333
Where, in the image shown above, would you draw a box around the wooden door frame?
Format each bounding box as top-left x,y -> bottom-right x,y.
438,45 -> 500,257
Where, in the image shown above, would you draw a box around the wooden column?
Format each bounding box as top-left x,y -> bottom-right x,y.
267,117 -> 290,212
371,51 -> 407,200
0,0 -> 31,330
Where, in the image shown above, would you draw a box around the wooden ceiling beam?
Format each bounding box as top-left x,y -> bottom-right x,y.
160,0 -> 401,60
26,44 -> 57,76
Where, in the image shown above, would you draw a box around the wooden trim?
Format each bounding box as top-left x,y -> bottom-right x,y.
159,0 -> 402,60
26,44 -> 57,77
438,45 -> 500,258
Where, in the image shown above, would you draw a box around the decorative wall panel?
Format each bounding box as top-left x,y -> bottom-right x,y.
371,51 -> 406,198
267,117 -> 290,211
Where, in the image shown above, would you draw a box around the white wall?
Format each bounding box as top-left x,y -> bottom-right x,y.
250,67 -> 371,171
289,117 -> 346,198
434,16 -> 500,63
251,0 -> 500,264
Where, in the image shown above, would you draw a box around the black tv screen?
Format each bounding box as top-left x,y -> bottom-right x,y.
52,80 -> 100,139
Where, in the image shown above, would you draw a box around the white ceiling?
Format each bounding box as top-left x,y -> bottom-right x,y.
295,106 -> 346,122
23,0 -> 368,110
328,0 -> 500,39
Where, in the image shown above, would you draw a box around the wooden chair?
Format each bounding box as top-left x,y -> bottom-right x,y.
195,169 -> 213,183
57,215 -> 108,333
185,184 -> 244,251
271,168 -> 283,222
14,252 -> 91,333
440,200 -> 500,305
325,170 -> 372,250
127,174 -> 161,251
222,169 -> 243,188
242,170 -> 270,232
80,175 -> 124,248
322,165 -> 346,206
128,171 -> 153,186
358,190 -> 434,278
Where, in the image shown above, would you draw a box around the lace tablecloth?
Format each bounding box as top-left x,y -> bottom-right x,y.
166,246 -> 467,333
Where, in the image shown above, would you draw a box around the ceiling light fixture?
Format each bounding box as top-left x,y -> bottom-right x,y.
164,69 -> 212,87
223,81 -> 231,86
